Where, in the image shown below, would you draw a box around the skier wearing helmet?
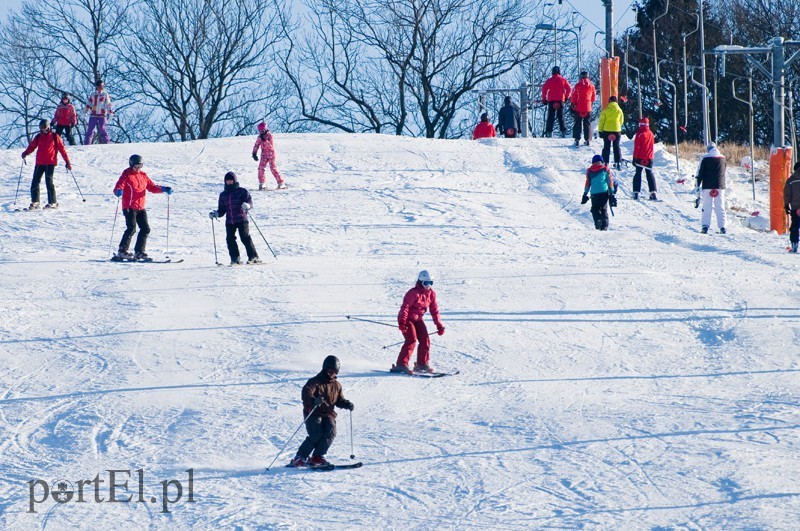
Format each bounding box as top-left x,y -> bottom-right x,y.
251,121 -> 285,190
582,154 -> 616,231
289,355 -> 354,468
392,270 -> 445,374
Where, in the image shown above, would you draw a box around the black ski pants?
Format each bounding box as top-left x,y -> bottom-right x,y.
572,113 -> 592,142
119,209 -> 150,254
790,209 -> 800,244
601,132 -> 621,164
55,125 -> 76,146
633,160 -> 657,193
590,192 -> 610,230
30,164 -> 56,204
545,102 -> 566,136
297,416 -> 337,458
225,221 -> 258,261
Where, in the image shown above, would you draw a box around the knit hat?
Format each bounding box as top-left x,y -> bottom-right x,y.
608,96 -> 617,102
552,66 -> 560,75
580,71 -> 588,78
224,171 -> 237,182
707,142 -> 717,151
257,122 -> 267,132
480,112 -> 489,122
592,155 -> 604,164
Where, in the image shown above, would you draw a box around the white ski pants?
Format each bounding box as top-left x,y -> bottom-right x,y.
701,189 -> 726,229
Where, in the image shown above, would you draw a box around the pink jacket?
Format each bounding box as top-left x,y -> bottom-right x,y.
398,285 -> 443,329
85,89 -> 113,117
253,131 -> 276,159
53,103 -> 78,126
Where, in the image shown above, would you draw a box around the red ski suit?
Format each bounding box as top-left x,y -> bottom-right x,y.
397,284 -> 444,367
22,132 -> 71,167
113,167 -> 165,210
472,121 -> 497,139
569,78 -> 596,117
633,123 -> 655,164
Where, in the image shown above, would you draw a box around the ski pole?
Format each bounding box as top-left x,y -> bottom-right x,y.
68,168 -> 86,202
381,339 -> 406,350
345,315 -> 396,328
166,194 -> 171,256
265,404 -> 318,471
211,217 -> 220,265
108,197 -> 120,259
14,159 -> 25,206
349,409 -> 355,459
246,211 -> 277,259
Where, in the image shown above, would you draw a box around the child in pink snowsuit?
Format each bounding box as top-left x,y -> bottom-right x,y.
252,122 -> 285,190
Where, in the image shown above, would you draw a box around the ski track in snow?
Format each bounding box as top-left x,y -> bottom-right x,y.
1,134 -> 799,529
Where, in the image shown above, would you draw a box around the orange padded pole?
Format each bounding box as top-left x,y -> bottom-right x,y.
600,57 -> 619,109
770,147 -> 793,233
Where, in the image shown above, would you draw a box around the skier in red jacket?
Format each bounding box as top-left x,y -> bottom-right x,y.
52,94 -> 78,146
632,117 -> 657,200
472,113 -> 497,139
569,71 -> 596,146
541,66 -> 572,138
112,155 -> 173,261
21,119 -> 72,209
392,270 -> 445,374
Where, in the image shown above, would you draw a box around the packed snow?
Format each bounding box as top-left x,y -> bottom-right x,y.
1,132 -> 799,529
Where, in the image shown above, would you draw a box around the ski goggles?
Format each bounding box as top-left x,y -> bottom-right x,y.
422,280 -> 434,286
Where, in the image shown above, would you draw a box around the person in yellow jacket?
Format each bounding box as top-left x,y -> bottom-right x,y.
598,96 -> 625,169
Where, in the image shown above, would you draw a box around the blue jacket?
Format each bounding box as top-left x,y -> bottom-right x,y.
218,183 -> 253,224
584,162 -> 615,195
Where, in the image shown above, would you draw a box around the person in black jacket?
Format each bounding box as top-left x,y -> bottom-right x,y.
290,356 -> 354,468
208,171 -> 260,265
696,142 -> 727,234
497,96 -> 521,138
783,162 -> 800,252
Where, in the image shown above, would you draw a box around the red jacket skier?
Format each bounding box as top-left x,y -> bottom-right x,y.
541,66 -> 572,137
21,119 -> 72,209
632,117 -> 657,200
472,113 -> 497,139
392,270 -> 445,374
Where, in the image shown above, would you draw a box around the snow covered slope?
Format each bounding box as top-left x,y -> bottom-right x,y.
1,134 -> 798,529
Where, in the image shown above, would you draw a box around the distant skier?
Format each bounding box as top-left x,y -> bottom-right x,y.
208,171 -> 261,265
84,79 -> 113,145
497,96 -> 521,138
695,142 -> 727,234
784,162 -> 800,253
252,122 -> 285,190
541,66 -> 572,138
112,155 -> 173,261
392,270 -> 445,374
598,96 -> 624,169
582,154 -> 616,231
472,113 -> 497,140
289,355 -> 354,468
632,117 -> 657,200
52,94 -> 78,146
569,71 -> 596,146
21,119 -> 72,210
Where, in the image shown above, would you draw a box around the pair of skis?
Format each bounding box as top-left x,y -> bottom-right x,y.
284,462 -> 363,472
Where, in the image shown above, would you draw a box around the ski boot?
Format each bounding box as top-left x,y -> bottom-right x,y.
289,455 -> 307,467
574,139 -> 580,147
719,227 -> 727,234
230,257 -> 243,265
701,226 -> 709,234
28,202 -> 40,210
390,364 -> 413,375
649,192 -> 657,201
247,257 -> 262,264
277,181 -> 287,190
414,363 -> 434,374
134,251 -> 152,261
258,183 -> 265,191
115,250 -> 134,261
44,202 -> 58,209
308,456 -> 330,467
792,242 -> 799,253
632,192 -> 639,200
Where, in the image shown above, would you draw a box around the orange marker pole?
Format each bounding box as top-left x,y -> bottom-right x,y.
770,146 -> 793,233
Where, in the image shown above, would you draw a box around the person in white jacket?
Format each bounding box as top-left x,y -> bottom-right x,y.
84,80 -> 113,144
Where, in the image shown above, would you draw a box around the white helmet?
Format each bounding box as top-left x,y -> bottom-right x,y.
418,270 -> 433,288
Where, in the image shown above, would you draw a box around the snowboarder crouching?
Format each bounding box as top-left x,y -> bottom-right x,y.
290,356 -> 354,468
209,171 -> 260,265
582,154 -> 616,231
112,155 -> 172,261
392,270 -> 445,374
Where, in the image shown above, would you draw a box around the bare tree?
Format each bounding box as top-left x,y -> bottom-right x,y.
122,0 -> 286,141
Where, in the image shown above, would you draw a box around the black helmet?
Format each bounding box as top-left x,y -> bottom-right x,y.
552,66 -> 560,75
39,119 -> 50,130
224,171 -> 237,182
129,154 -> 143,168
322,355 -> 340,372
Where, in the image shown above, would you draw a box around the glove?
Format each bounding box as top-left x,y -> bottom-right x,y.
242,202 -> 252,212
312,396 -> 325,408
437,326 -> 445,336
252,153 -> 258,161
209,210 -> 218,219
21,153 -> 26,159
114,189 -> 123,197
161,186 -> 173,195
342,400 -> 354,411
786,206 -> 792,215
581,194 -> 589,205
66,162 -> 72,171
609,195 -> 618,208
541,99 -> 547,105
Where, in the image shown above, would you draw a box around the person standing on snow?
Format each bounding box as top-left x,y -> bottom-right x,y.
569,71 -> 596,146
52,94 -> 78,146
84,79 -> 113,145
497,96 -> 521,138
472,112 -> 497,139
582,154 -> 617,231
289,355 -> 354,468
392,270 -> 445,374
541,66 -> 572,138
208,171 -> 261,265
112,155 -> 173,261
598,96 -> 624,169
784,162 -> 800,253
632,117 -> 658,200
21,119 -> 72,210
695,142 -> 727,234
252,122 -> 285,190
